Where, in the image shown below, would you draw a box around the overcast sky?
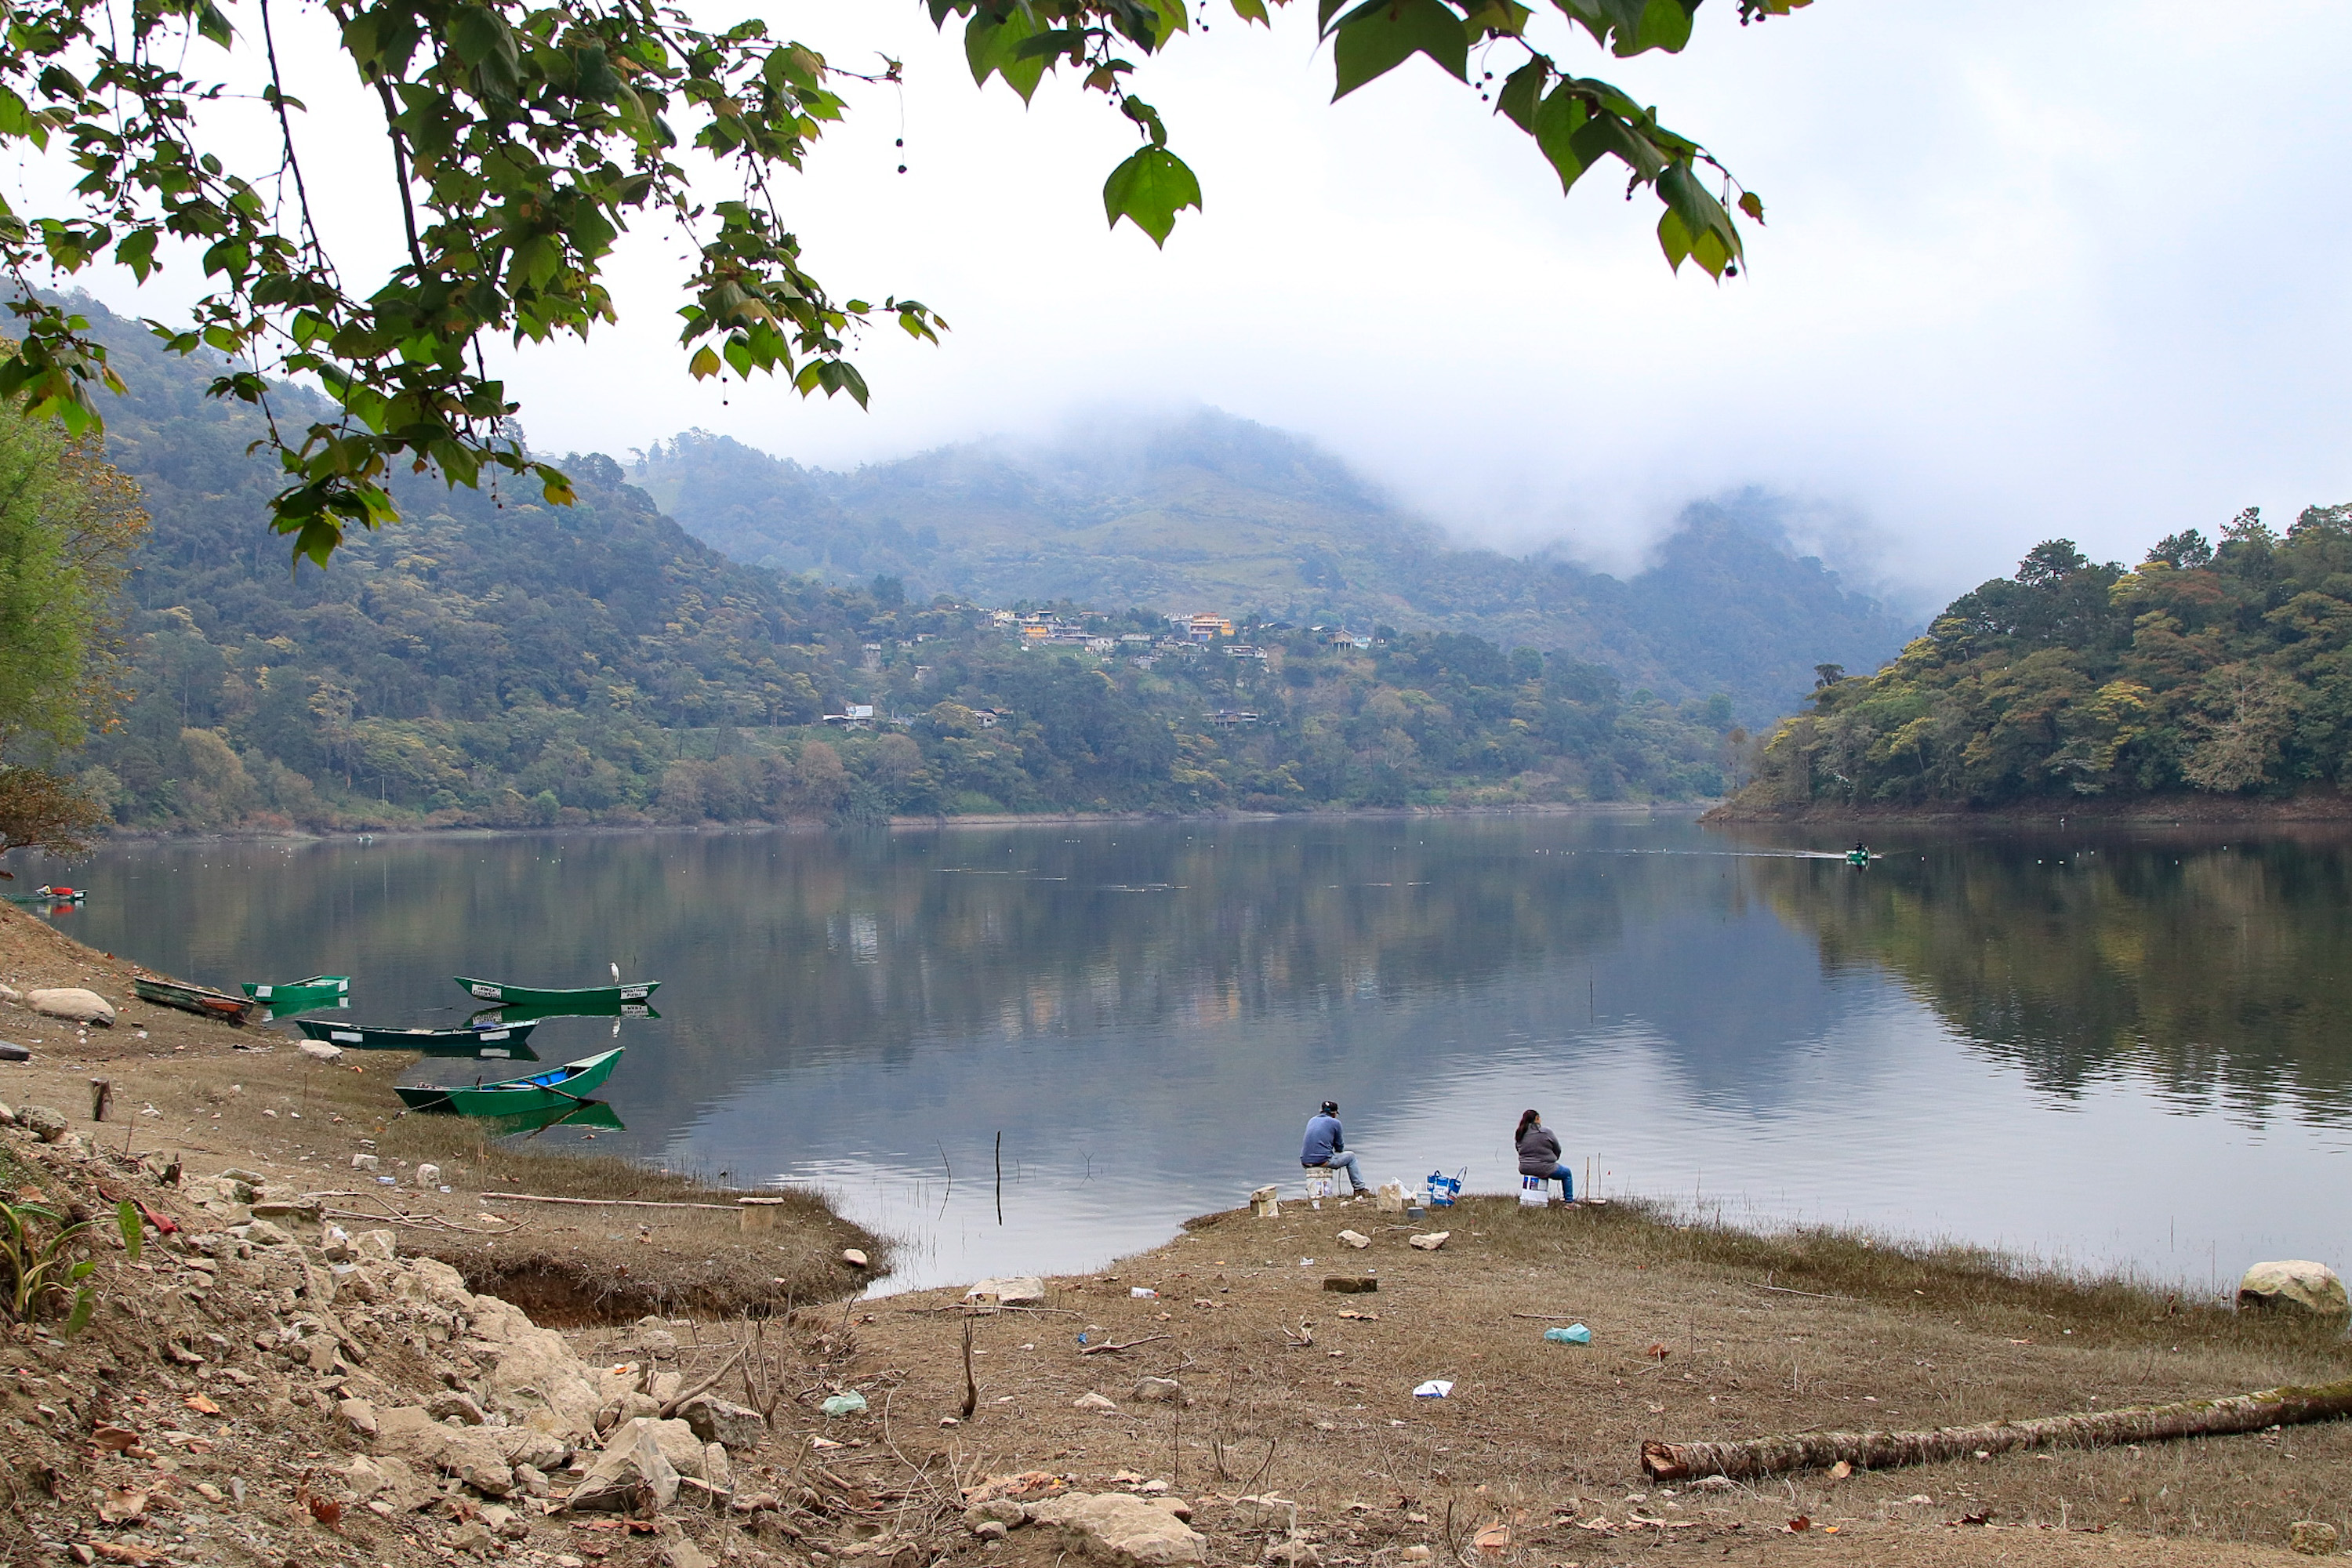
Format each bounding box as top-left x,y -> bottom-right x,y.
40,0 -> 2352,601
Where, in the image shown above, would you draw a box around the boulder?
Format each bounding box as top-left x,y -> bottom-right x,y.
297,1040 -> 344,1062
241,1219 -> 294,1248
2290,1521 -> 2341,1556
1133,1378 -> 1181,1403
680,1394 -> 765,1452
15,1104 -> 69,1142
964,1276 -> 1047,1307
1337,1230 -> 1370,1250
343,1454 -> 436,1512
428,1391 -> 487,1425
642,1417 -> 708,1479
569,1418 -> 682,1512
27,988 -> 112,1025
338,1398 -> 380,1438
1028,1492 -> 1209,1567
702,1443 -> 734,1492
1073,1392 -> 1118,1412
2238,1261 -> 2350,1320
1407,1232 -> 1450,1252
482,1325 -> 608,1439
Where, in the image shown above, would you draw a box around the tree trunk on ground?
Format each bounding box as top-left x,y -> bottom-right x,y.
1641,1378 -> 2352,1482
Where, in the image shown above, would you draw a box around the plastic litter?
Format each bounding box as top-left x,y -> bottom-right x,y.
1544,1324 -> 1592,1345
1130,1287 -> 1158,1299
821,1392 -> 869,1417
1412,1380 -> 1454,1399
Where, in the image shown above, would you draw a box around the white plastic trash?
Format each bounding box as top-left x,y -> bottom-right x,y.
1412,1380 -> 1454,1399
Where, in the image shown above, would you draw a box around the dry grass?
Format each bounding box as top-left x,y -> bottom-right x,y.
832,1194 -> 2352,1566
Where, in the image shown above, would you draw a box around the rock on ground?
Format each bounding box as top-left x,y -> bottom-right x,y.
27,986 -> 113,1024
2238,1260 -> 2350,1319
1027,1492 -> 1208,1567
571,1418 -> 683,1512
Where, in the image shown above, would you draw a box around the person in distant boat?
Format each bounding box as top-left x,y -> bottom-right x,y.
1515,1108 -> 1573,1202
1301,1100 -> 1370,1196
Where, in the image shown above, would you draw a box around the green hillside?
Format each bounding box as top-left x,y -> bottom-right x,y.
634,421 -> 1915,723
46,297 -> 1751,831
1726,507 -> 2352,812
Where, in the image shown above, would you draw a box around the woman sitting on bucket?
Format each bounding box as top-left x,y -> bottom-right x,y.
1515,1109 -> 1573,1203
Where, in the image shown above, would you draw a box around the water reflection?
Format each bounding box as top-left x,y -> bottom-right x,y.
27,816 -> 2352,1292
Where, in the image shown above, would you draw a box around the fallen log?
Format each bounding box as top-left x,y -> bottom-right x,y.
1641,1377 -> 2352,1482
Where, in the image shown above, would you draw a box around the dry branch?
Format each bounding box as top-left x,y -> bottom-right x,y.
478,1191 -> 743,1212
1641,1377 -> 2352,1482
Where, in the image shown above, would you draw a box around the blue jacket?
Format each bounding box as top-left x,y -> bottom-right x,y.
1301,1114 -> 1345,1167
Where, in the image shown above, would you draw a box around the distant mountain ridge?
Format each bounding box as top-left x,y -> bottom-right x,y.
636,413 -> 1916,721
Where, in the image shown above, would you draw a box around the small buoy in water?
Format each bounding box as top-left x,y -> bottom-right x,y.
842,1248 -> 869,1269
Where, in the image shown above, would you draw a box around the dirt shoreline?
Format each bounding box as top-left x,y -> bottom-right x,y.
6,906 -> 2351,1566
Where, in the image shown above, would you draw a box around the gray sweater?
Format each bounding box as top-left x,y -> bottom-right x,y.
1516,1122 -> 1563,1176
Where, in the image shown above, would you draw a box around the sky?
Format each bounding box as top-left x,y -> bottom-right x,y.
27,0 -> 2352,602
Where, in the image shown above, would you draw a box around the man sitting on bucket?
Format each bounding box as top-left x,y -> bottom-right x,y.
1300,1099 -> 1370,1197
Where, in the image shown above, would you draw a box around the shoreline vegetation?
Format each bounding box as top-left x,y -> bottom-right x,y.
5,905 -> 2352,1564
1720,510 -> 2352,825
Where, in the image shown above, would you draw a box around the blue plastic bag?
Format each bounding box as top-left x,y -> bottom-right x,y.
1543,1323 -> 1592,1345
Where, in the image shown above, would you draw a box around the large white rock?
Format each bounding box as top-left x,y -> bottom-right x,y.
1027,1493 -> 1207,1567
27,987 -> 112,1025
2238,1260 -> 2350,1320
964,1276 -> 1046,1306
571,1418 -> 683,1512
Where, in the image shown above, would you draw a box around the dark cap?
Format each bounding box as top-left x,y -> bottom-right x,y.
1320,1100 -> 1339,1116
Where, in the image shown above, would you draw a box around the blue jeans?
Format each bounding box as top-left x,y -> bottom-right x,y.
1531,1164 -> 1573,1200
1305,1152 -> 1366,1192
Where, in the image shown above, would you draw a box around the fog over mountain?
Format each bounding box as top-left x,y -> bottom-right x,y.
638,409 -> 1916,720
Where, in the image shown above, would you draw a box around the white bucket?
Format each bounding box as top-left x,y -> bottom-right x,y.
1519,1175 -> 1548,1207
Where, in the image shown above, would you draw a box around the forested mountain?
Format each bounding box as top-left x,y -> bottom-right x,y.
634,422 -> 1915,722
53,298 -> 1751,831
1728,507 -> 2352,812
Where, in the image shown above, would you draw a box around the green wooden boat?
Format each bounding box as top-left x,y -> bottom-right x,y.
395,1047 -> 624,1116
134,976 -> 258,1025
241,975 -> 351,1012
294,1017 -> 539,1059
455,975 -> 660,1008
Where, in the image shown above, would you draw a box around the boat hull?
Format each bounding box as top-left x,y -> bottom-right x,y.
133,978 -> 258,1025
241,975 -> 352,1013
295,1017 -> 539,1059
455,976 -> 660,1008
395,1047 -> 624,1116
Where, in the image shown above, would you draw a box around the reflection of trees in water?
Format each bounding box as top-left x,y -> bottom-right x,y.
1752,836 -> 2352,1122
108,822 -> 1690,1072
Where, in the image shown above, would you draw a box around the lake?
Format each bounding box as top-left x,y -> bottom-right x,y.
24,813 -> 2352,1294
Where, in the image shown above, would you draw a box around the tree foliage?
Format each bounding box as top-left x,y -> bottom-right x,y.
1734,505 -> 2352,809
0,0 -> 1802,564
69,303 -> 1738,829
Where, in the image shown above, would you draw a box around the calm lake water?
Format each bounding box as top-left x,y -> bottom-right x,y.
22,814 -> 2352,1294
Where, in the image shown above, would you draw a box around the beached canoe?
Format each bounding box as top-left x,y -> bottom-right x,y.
394,1047 -> 624,1116
241,975 -> 351,1013
293,1017 -> 539,1059
5,885 -> 85,906
133,977 -> 258,1025
454,975 -> 660,1008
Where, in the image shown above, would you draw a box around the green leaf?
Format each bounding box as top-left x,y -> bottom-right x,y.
1530,85 -> 1589,192
1102,146 -> 1201,246
1737,190 -> 1765,223
1494,56 -> 1546,131
1230,0 -> 1272,22
1330,0 -> 1471,100
64,1284 -> 93,1338
964,7 -> 1049,102
116,1200 -> 141,1262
